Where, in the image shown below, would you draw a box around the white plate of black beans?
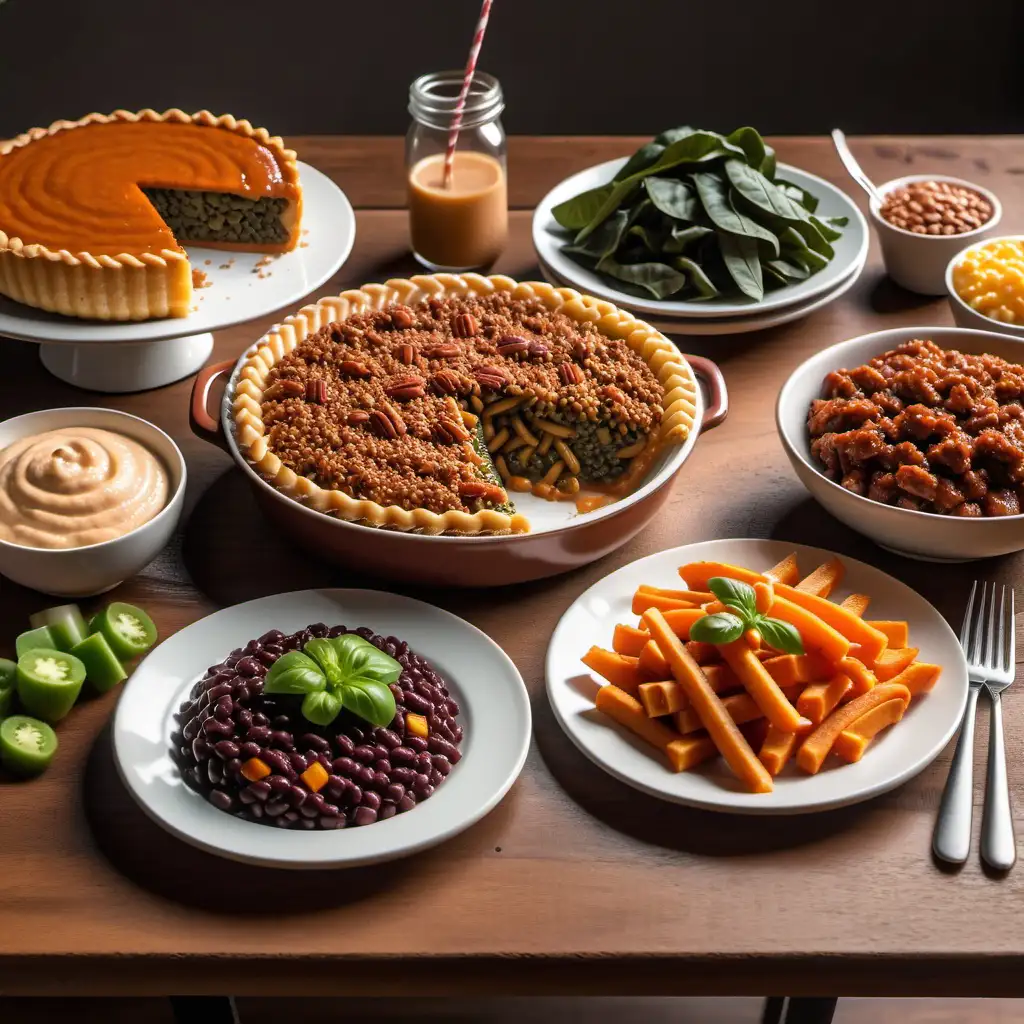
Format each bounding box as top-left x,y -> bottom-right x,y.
112,588 -> 531,868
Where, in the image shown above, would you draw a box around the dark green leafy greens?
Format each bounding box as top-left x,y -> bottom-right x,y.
263,633 -> 400,727
550,126 -> 844,303
688,578 -> 805,656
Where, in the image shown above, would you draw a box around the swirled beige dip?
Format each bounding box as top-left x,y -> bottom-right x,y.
0,428 -> 169,549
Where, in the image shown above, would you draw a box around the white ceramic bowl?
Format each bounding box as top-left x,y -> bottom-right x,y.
0,408 -> 185,596
945,234 -> 1024,339
777,326 -> 1024,562
869,174 -> 1002,296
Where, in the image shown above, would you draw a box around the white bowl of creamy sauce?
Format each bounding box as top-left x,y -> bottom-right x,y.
0,409 -> 185,597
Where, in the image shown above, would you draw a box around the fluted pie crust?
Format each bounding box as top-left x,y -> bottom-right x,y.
231,274 -> 699,536
0,109 -> 302,321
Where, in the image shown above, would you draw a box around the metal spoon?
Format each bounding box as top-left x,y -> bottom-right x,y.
831,129 -> 883,205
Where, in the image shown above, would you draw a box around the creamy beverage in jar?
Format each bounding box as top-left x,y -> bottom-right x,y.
0,427 -> 169,549
408,151 -> 508,271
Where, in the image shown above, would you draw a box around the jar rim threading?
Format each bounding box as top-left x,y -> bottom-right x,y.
409,70 -> 504,131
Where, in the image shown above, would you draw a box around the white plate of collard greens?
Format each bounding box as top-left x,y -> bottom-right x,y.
533,127 -> 868,319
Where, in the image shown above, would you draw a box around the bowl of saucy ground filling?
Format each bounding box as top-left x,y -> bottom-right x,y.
172,621 -> 462,831
776,327 -> 1024,561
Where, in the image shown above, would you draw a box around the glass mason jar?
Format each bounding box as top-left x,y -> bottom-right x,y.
406,70 -> 508,272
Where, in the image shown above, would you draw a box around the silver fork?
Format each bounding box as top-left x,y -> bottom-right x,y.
932,582 -> 1017,872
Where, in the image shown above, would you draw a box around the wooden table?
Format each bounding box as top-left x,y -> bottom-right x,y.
2,137 -> 1023,1009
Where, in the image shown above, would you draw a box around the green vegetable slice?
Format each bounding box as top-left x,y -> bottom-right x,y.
16,626 -> 56,658
92,602 -> 158,660
0,658 -> 16,717
70,633 -> 127,693
0,715 -> 58,776
29,605 -> 87,652
16,648 -> 86,722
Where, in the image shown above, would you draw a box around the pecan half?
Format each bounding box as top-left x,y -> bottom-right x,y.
433,417 -> 472,444
340,359 -> 372,378
390,307 -> 414,330
474,365 -> 510,391
398,343 -> 415,365
528,340 -> 550,358
347,410 -> 370,426
369,404 -> 407,439
571,339 -> 591,362
431,368 -> 462,395
458,479 -> 508,503
452,313 -> 478,338
263,378 -> 306,400
305,379 -> 328,404
365,330 -> 386,346
385,374 -> 427,401
496,334 -> 530,356
559,361 -> 585,386
426,342 -> 461,359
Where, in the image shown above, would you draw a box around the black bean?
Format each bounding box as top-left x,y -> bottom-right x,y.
288,752 -> 308,774
233,683 -> 251,702
385,783 -> 405,803
283,810 -> 299,823
248,781 -> 272,802
361,791 -> 382,811
236,709 -> 254,729
429,769 -> 442,786
371,744 -> 389,762
259,630 -> 286,646
239,787 -> 257,805
391,746 -> 415,765
240,741 -> 262,759
406,736 -> 429,753
371,771 -> 390,791
332,756 -> 357,778
207,682 -> 233,701
353,745 -> 376,765
451,723 -> 464,743
299,802 -> 320,819
263,644 -> 284,658
245,639 -> 263,654
298,818 -> 317,831
202,718 -> 234,738
352,806 -> 378,826
324,776 -> 346,800
404,692 -> 430,715
270,730 -> 294,749
246,725 -> 271,744
182,719 -> 198,742
191,736 -> 210,759
319,815 -> 345,829
272,715 -> 290,728
328,626 -> 346,639
252,713 -> 270,727
309,622 -> 328,637
225,757 -> 242,777
261,750 -> 293,777
257,650 -> 278,667
207,761 -> 223,786
345,784 -> 363,807
392,767 -> 416,785
320,801 -> 341,818
348,726 -> 366,743
428,736 -> 461,764
355,627 -> 373,640
301,733 -> 331,753
398,793 -> 416,812
374,759 -> 392,774
334,734 -> 355,756
376,728 -> 401,750
286,785 -> 307,808
415,751 -> 433,772
379,803 -> 397,820
214,740 -> 240,761
210,790 -> 233,811
214,699 -> 233,722
249,802 -> 264,820
354,764 -> 375,787
431,754 -> 451,776
267,774 -> 291,793
445,698 -> 460,716
413,774 -> 432,797
236,656 -> 260,677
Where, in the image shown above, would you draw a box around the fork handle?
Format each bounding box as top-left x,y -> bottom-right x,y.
933,685 -> 981,865
982,689 -> 1016,872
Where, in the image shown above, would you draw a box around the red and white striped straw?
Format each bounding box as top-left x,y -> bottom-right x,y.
442,0 -> 494,189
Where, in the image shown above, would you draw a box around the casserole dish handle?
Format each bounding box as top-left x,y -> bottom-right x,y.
189,359 -> 235,453
685,355 -> 728,430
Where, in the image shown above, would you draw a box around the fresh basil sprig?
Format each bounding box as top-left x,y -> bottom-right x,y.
689,577 -> 805,656
262,634 -> 400,728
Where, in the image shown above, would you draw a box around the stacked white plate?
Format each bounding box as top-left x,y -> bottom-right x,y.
533,159 -> 869,336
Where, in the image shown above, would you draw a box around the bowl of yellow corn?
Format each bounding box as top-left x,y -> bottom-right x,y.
947,236 -> 1024,338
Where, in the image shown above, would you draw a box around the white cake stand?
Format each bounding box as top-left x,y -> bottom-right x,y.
0,162 -> 356,393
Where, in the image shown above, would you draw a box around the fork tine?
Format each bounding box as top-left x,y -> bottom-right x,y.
985,582 -> 999,671
960,580 -> 978,651
1006,586 -> 1016,676
996,585 -> 1007,674
968,582 -> 987,667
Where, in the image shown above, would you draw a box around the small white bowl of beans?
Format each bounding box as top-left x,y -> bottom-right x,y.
870,175 -> 1001,296
945,235 -> 1024,339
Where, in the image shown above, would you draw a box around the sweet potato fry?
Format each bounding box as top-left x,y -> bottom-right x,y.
642,609 -> 773,793
773,584 -> 889,661
759,721 -> 813,776
675,685 -> 801,735
685,640 -> 720,665
840,594 -> 871,617
887,662 -> 942,697
582,647 -> 646,695
637,680 -> 687,717
639,640 -> 671,679
612,623 -> 649,658
795,557 -> 846,598
797,673 -> 853,725
871,647 -> 920,682
700,664 -> 741,693
766,596 -> 852,663
796,682 -> 911,774
760,653 -> 830,688
678,561 -> 766,590
638,585 -> 715,604
753,581 -> 775,614
719,639 -> 804,732
764,553 -> 800,586
838,656 -> 878,698
832,698 -> 907,763
632,591 -> 698,615
595,685 -> 718,772
658,608 -> 708,640
868,620 -> 910,648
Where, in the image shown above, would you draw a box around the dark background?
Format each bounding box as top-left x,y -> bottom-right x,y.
1,0 -> 1022,137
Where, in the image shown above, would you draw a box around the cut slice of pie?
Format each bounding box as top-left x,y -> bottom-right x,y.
232,274 -> 699,535
0,109 -> 302,321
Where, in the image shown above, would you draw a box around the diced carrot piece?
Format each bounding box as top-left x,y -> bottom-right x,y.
632,591 -> 697,615
301,761 -> 329,793
766,595 -> 852,663
764,553 -> 800,586
887,662 -> 942,697
797,682 -> 911,774
797,674 -> 853,725
612,623 -> 649,657
753,581 -> 775,614
868,620 -> 910,648
685,640 -> 720,665
406,713 -> 429,738
838,656 -> 878,697
840,594 -> 871,617
594,684 -> 718,772
833,698 -> 907,763
720,640 -> 804,732
643,609 -> 773,793
582,647 -> 647,694
795,557 -> 846,598
872,647 -> 920,682
637,585 -> 715,604
639,640 -> 671,680
637,680 -> 687,717
241,757 -> 271,782
675,685 -> 801,735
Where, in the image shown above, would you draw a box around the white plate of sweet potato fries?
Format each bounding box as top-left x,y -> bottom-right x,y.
547,539 -> 969,813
